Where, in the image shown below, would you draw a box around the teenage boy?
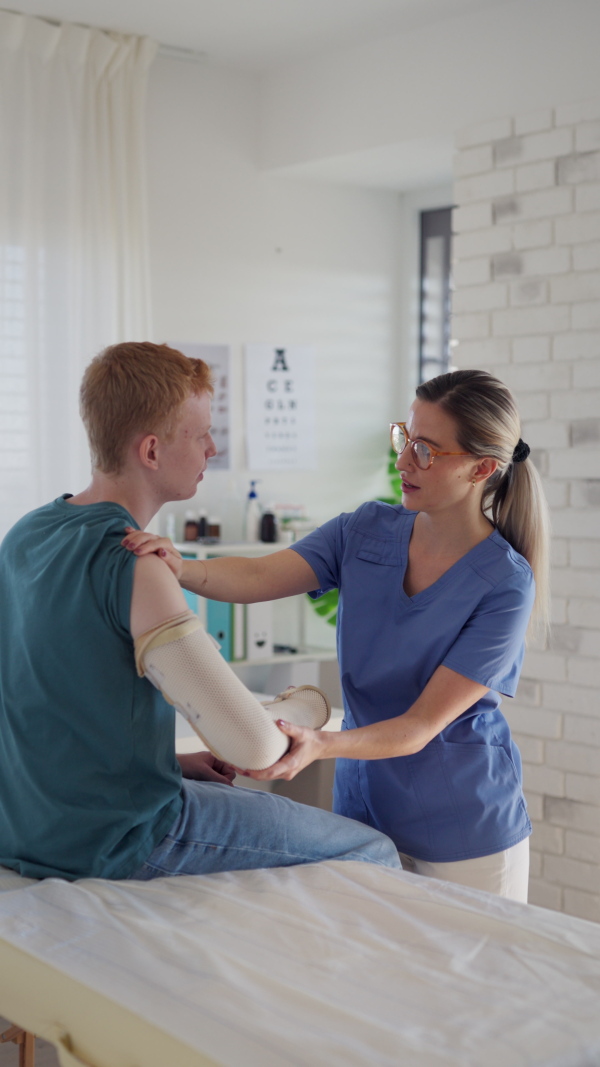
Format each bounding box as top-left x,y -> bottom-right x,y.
0,342 -> 399,880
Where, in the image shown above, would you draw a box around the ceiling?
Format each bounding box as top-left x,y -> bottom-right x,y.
4,0 -> 507,188
4,0 -> 506,70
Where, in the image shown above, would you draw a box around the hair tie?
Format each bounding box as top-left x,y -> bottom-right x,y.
512,439 -> 530,463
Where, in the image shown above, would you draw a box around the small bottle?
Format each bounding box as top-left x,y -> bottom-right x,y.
165,513 -> 177,541
184,511 -> 198,541
197,509 -> 207,539
245,480 -> 261,542
207,516 -> 221,541
260,503 -> 277,543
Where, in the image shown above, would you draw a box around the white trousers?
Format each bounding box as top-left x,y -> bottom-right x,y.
399,837 -> 530,902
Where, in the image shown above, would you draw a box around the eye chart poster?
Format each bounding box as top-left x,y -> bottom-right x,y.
244,344 -> 317,470
171,342 -> 230,470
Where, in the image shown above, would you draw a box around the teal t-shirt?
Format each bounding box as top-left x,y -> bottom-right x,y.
0,496 -> 183,880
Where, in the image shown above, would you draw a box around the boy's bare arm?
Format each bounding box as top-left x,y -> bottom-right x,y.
130,553 -> 189,638
129,554 -> 237,784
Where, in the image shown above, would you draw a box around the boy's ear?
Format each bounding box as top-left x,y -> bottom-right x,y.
138,434 -> 160,471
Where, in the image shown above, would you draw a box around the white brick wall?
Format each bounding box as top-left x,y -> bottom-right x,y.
453,99 -> 600,923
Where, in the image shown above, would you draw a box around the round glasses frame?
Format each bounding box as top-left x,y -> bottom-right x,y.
390,422 -> 472,471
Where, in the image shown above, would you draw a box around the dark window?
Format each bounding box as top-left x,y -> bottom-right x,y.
418,207 -> 452,383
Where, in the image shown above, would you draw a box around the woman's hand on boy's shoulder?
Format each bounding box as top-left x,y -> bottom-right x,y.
121,527 -> 184,581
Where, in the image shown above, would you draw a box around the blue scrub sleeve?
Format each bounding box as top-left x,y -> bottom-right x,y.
442,565 -> 535,697
290,514 -> 350,596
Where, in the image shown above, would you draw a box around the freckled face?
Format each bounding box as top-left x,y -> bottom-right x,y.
396,399 -> 475,513
160,392 -> 217,501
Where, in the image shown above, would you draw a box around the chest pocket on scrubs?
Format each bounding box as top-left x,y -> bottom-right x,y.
355,540 -> 398,566
351,540 -> 402,634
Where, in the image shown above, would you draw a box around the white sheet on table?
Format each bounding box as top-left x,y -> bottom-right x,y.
0,861 -> 600,1067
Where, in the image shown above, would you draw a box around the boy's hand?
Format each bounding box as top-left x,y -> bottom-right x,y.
177,751 -> 236,785
121,528 -> 184,581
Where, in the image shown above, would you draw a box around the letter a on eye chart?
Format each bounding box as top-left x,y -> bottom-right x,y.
244,344 -> 317,470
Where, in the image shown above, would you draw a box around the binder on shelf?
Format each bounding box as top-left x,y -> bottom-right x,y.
206,599 -> 233,661
232,603 -> 245,661
245,600 -> 273,660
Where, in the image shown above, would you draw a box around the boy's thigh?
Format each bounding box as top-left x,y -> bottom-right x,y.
129,779 -> 399,879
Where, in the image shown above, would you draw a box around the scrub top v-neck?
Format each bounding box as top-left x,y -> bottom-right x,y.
291,502 -> 535,862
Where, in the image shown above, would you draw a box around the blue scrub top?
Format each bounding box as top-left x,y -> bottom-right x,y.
291,502 -> 535,862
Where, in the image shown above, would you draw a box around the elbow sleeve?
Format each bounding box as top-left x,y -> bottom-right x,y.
134,611 -> 329,770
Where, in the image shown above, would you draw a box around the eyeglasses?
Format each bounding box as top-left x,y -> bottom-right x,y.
390,422 -> 472,471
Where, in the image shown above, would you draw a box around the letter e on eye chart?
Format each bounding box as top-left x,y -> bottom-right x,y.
244,345 -> 317,471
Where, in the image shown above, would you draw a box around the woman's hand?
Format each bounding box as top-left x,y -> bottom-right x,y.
177,751 -> 237,785
121,527 -> 184,581
236,720 -> 328,782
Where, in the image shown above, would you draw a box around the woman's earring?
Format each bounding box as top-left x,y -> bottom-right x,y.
472,479 -> 476,487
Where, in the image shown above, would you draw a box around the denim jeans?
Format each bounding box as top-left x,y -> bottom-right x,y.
127,779 -> 401,880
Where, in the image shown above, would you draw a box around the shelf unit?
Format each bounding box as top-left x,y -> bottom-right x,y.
174,541 -> 337,669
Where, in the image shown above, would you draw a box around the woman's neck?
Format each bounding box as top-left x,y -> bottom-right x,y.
412,505 -> 494,560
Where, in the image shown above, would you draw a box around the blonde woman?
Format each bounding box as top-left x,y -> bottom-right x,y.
125,370 -> 550,901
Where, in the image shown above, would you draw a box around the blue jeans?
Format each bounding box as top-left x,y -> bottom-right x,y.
127,779 -> 401,880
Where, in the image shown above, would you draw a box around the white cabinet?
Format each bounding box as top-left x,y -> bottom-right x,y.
174,541 -> 337,669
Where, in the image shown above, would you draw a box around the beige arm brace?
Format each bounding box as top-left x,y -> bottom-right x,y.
134,611 -> 330,770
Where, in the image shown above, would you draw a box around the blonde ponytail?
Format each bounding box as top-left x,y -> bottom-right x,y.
485,456 -> 550,637
416,370 -> 550,636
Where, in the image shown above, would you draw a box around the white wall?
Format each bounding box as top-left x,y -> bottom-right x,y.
452,99 -> 600,922
146,55 -> 405,539
144,0 -> 600,541
259,0 -> 600,178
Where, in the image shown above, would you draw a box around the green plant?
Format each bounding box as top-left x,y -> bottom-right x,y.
306,448 -> 402,628
377,447 -> 404,505
310,588 -> 340,627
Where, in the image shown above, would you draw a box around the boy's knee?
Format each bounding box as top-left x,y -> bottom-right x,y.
355,831 -> 401,868
377,835 -> 402,868
334,821 -> 401,868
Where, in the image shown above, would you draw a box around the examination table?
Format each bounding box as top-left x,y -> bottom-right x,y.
1,857 -> 600,1067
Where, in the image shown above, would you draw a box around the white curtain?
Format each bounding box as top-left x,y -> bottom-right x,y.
0,11 -> 157,538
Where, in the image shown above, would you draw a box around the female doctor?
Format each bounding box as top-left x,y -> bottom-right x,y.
123,369 -> 550,902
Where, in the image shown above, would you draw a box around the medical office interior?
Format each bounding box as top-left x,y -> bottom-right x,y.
1,0 -> 600,1062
